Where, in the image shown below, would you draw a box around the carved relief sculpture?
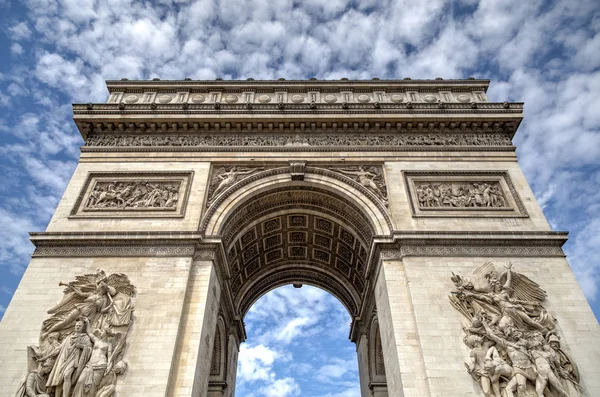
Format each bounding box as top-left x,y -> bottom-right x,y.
84,132 -> 513,149
404,172 -> 528,218
71,172 -> 192,218
449,263 -> 581,396
85,181 -> 180,210
16,269 -> 135,397
207,166 -> 263,204
330,166 -> 388,203
415,181 -> 506,208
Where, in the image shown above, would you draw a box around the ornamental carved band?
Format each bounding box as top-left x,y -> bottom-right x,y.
449,263 -> 581,397
84,132 -> 513,149
15,269 -> 135,397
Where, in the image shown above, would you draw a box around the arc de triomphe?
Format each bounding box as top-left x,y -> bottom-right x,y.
1,79 -> 599,397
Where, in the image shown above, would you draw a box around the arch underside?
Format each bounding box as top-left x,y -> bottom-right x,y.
216,185 -> 380,318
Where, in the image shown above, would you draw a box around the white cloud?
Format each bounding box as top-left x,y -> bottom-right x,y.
316,388 -> 361,397
259,377 -> 300,397
237,344 -> 279,383
10,43 -> 23,55
8,22 -> 32,40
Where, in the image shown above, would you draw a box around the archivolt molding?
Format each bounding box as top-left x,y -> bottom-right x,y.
201,165 -> 393,237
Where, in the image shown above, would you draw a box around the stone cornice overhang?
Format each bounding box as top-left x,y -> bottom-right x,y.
104,78 -> 491,92
348,230 -> 569,342
73,102 -> 523,139
29,230 -> 567,256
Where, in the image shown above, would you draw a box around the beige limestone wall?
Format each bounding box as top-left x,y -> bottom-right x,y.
356,334 -> 371,397
46,161 -> 210,232
375,259 -> 428,397
224,335 -> 239,397
385,160 -> 551,232
0,255 -> 193,397
167,260 -> 221,397
397,256 -> 600,397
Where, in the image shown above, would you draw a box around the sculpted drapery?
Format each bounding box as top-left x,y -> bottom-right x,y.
15,269 -> 135,397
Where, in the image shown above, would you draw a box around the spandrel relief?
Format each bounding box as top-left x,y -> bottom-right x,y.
330,166 -> 388,204
16,269 -> 135,397
207,166 -> 264,205
450,262 -> 581,397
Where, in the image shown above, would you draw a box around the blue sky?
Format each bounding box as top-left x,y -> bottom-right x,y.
0,1 -> 599,396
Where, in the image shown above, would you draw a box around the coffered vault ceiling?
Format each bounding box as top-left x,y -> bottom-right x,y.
220,187 -> 374,316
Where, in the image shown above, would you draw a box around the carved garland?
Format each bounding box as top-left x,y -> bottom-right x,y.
15,269 -> 135,397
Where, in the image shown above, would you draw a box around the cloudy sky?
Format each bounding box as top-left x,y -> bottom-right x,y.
0,0 -> 598,395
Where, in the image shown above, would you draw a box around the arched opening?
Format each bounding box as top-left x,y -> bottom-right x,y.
235,284 -> 359,397
201,172 -> 393,396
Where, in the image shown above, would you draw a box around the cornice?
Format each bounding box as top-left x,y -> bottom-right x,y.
373,231 -> 568,261
73,110 -> 522,145
74,102 -> 522,116
105,78 -> 491,92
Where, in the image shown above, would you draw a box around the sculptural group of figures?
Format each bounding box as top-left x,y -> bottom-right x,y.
85,181 -> 179,210
16,269 -> 135,397
449,263 -> 581,397
416,181 -> 506,208
84,132 -> 513,148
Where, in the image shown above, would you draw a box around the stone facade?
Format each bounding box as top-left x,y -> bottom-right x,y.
0,79 -> 598,397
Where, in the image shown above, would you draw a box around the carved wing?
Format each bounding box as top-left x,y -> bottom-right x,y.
67,273 -> 98,294
365,166 -> 382,178
207,167 -> 229,197
45,273 -> 97,317
107,273 -> 136,296
235,166 -> 258,173
469,262 -> 498,293
499,270 -> 547,304
210,167 -> 227,183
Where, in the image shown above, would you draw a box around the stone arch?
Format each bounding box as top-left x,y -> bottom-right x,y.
201,166 -> 394,237
201,168 -> 395,396
205,184 -> 388,316
368,315 -> 387,386
209,315 -> 227,381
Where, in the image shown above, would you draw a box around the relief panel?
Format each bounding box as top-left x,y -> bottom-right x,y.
404,171 -> 528,218
71,172 -> 193,218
